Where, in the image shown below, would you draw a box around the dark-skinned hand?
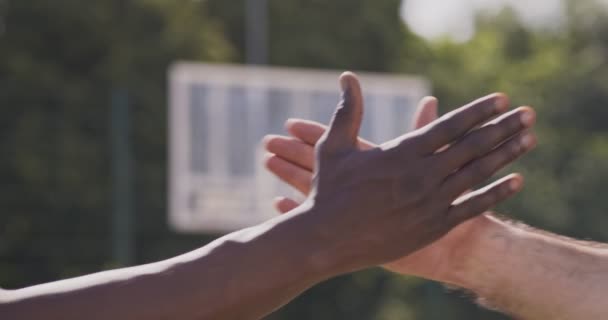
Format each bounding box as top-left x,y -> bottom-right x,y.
267,72 -> 536,273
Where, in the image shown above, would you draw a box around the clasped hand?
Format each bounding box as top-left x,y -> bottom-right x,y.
267,72 -> 536,273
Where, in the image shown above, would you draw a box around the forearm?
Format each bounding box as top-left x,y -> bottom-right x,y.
443,214 -> 608,319
0,206 -> 339,320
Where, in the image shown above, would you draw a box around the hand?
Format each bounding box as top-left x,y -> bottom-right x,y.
265,97 -> 471,279
276,72 -> 536,273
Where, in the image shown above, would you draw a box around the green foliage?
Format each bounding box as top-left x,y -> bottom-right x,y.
425,3 -> 608,244
3,0 -> 608,319
0,0 -> 232,287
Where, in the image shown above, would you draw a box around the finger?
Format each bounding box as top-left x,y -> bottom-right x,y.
285,119 -> 374,150
440,131 -> 536,200
264,154 -> 313,195
446,174 -> 523,227
415,93 -> 509,154
412,96 -> 438,129
263,135 -> 315,171
321,72 -> 364,153
435,107 -> 536,173
285,119 -> 327,146
273,197 -> 300,214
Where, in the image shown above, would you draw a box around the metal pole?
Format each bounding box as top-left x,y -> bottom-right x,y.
245,0 -> 268,64
0,0 -> 8,36
111,88 -> 134,266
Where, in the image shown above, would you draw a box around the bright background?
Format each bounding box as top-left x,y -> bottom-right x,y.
403,0 -> 566,42
2,0 -> 608,319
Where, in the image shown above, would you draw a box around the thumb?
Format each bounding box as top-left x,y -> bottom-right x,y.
322,72 -> 364,152
273,197 -> 300,214
412,96 -> 438,129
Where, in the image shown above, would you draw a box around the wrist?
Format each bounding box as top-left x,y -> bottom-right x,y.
440,213 -> 521,293
270,202 -> 350,280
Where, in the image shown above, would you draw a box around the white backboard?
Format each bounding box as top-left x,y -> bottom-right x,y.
168,62 -> 430,233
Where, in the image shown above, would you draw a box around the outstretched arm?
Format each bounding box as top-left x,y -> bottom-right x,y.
1,73 -> 530,320
0,209 -> 342,320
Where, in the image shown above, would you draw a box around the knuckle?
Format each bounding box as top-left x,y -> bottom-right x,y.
491,116 -> 519,142
477,127 -> 502,150
335,98 -> 355,118
470,134 -> 490,157
482,138 -> 520,171
506,112 -> 524,132
491,110 -> 523,138
467,99 -> 496,121
491,139 -> 520,169
462,168 -> 478,187
404,133 -> 425,151
383,141 -> 414,162
458,133 -> 488,159
340,91 -> 354,109
475,161 -> 495,178
439,116 -> 462,138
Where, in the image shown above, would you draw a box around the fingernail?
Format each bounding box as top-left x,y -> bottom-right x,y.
339,72 -> 353,92
284,118 -> 296,130
520,110 -> 535,126
520,133 -> 535,149
494,94 -> 509,112
509,178 -> 521,191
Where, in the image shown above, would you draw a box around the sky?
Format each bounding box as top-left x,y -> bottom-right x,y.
401,0 -> 569,42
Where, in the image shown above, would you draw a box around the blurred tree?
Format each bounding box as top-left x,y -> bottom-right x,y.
0,0 -> 232,287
